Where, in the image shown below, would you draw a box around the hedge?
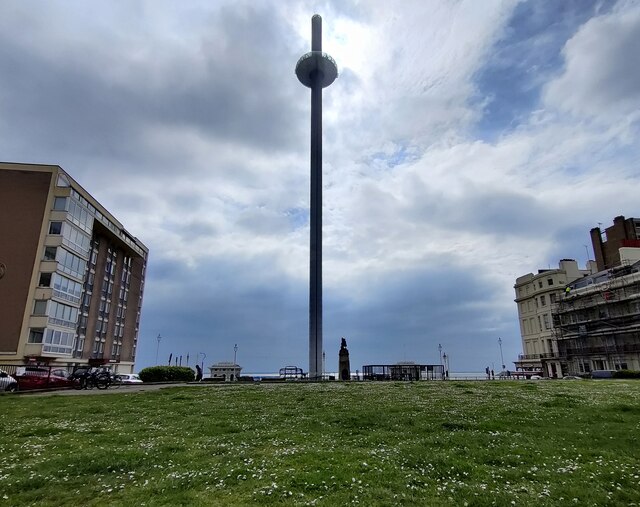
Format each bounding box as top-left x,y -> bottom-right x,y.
138,366 -> 195,382
613,369 -> 640,379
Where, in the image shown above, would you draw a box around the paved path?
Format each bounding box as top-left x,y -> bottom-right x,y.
17,382 -> 197,396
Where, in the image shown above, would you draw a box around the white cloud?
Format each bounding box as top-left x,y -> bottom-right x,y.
543,0 -> 640,121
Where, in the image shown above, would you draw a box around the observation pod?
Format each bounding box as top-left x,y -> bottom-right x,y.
295,15 -> 337,380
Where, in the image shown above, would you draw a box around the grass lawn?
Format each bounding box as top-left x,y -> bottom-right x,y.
1,380 -> 639,506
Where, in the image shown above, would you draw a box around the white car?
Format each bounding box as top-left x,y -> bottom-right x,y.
117,373 -> 143,384
0,369 -> 18,392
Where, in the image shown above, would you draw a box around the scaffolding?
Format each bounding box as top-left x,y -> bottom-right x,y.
553,262 -> 640,374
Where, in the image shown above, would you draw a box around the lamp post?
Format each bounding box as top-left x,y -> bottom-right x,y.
198,352 -> 206,373
443,353 -> 448,380
498,337 -> 505,370
155,334 -> 161,365
438,343 -> 443,366
234,344 -> 238,365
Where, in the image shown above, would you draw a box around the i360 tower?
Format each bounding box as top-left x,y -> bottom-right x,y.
295,15 -> 337,380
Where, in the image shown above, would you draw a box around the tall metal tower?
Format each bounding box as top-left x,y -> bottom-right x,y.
295,15 -> 337,380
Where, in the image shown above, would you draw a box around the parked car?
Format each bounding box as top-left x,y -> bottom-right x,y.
591,370 -> 616,379
117,373 -> 143,384
0,369 -> 18,392
14,367 -> 76,391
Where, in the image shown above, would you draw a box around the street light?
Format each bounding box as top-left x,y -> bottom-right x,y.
155,334 -> 161,365
442,352 -> 447,380
234,344 -> 238,365
498,337 -> 505,370
438,343 -> 443,366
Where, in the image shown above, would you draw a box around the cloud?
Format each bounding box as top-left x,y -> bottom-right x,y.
543,0 -> 640,120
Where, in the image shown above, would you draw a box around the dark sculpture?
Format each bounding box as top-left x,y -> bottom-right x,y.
339,337 -> 351,381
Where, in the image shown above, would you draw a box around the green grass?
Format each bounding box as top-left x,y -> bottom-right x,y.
1,381 -> 640,506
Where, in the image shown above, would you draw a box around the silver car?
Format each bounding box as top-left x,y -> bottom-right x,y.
117,373 -> 143,384
0,369 -> 18,392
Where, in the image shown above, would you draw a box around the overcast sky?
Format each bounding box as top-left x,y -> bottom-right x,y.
2,0 -> 639,373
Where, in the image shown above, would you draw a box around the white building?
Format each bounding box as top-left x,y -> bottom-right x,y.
514,259 -> 597,377
209,361 -> 241,381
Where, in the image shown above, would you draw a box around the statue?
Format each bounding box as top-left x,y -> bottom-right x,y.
339,337 -> 351,381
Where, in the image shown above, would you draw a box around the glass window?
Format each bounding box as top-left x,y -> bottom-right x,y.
28,328 -> 44,343
38,272 -> 52,287
53,197 -> 67,211
538,281 -> 543,288
33,300 -> 47,315
52,273 -> 82,304
44,246 -> 57,261
61,222 -> 91,256
49,222 -> 63,235
56,248 -> 87,280
47,301 -> 79,328
547,278 -> 554,286
543,314 -> 551,330
541,295 -> 546,306
43,328 -> 74,354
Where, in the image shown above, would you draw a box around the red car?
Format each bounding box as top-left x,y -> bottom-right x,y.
15,367 -> 77,391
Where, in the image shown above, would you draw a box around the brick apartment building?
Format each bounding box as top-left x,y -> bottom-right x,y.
0,162 -> 148,373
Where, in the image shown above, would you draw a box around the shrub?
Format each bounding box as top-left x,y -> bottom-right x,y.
138,366 -> 195,382
613,369 -> 640,379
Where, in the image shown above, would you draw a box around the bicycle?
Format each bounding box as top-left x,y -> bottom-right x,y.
70,368 -> 112,390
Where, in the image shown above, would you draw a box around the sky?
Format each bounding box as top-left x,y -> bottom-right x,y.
1,0 -> 639,374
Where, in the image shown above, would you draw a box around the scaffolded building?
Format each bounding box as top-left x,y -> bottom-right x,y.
553,261 -> 640,375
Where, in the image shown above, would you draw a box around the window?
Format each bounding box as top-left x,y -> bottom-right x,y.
550,293 -> 556,304
28,329 -> 44,343
537,316 -> 542,331
547,278 -> 554,286
44,246 -> 57,261
538,281 -> 543,289
61,223 -> 91,256
52,274 -> 83,304
33,300 -> 47,315
48,301 -> 79,328
49,221 -> 63,235
56,248 -> 87,279
43,328 -> 74,354
540,295 -> 546,306
56,174 -> 70,187
38,272 -> 52,287
53,197 -> 67,211
543,314 -> 550,330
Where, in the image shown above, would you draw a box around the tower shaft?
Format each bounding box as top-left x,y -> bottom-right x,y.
295,14 -> 337,381
309,15 -> 323,380
309,75 -> 322,380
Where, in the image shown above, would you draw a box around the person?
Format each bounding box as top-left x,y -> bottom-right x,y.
485,366 -> 490,379
195,364 -> 203,382
491,368 -> 495,380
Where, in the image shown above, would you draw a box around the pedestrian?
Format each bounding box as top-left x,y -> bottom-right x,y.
195,364 -> 203,382
491,368 -> 495,380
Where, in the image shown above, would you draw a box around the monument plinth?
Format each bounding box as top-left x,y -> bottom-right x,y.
339,337 -> 351,381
